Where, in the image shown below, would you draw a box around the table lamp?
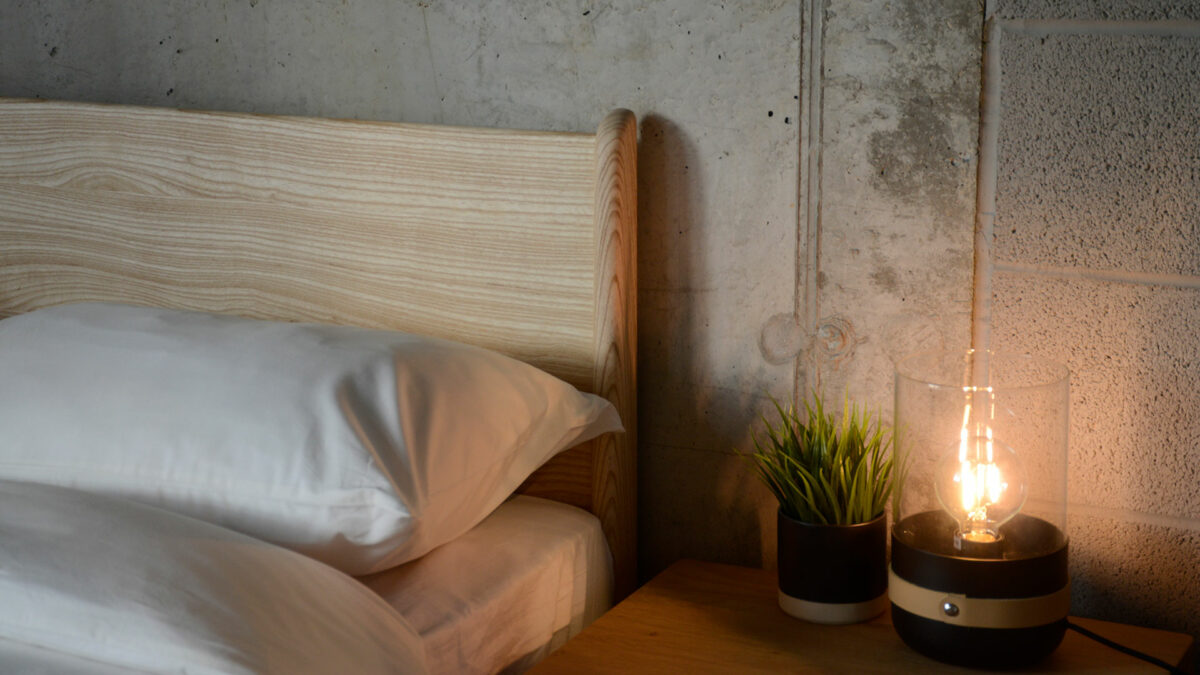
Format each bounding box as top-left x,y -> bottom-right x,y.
891,350 -> 1070,668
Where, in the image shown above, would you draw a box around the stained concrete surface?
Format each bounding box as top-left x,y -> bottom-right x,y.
811,0 -> 980,413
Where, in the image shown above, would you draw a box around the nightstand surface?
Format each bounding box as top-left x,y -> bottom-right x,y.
529,559 -> 1194,673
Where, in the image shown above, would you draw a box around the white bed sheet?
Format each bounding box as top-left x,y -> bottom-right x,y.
0,478 -> 428,674
358,495 -> 613,674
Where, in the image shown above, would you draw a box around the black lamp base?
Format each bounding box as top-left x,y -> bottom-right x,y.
892,604 -> 1066,669
890,511 -> 1070,669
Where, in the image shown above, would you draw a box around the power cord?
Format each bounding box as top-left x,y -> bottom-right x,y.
1067,621 -> 1189,674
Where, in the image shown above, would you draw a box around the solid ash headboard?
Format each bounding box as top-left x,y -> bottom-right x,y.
0,98 -> 637,598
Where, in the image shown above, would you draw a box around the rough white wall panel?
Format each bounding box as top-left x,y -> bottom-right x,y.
992,273 -> 1200,518
988,10 -> 1200,648
996,34 -> 1200,276
997,1 -> 1200,21
1070,512 -> 1200,638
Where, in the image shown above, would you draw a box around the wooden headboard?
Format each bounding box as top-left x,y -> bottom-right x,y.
0,98 -> 637,598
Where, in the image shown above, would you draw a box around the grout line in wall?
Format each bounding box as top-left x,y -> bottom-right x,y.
796,0 -> 825,405
792,0 -> 806,405
1068,501 -> 1200,533
995,260 -> 1200,290
1002,18 -> 1200,37
971,18 -> 1001,357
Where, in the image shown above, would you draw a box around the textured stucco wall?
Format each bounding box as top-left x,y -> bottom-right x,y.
0,1 -> 983,587
989,0 -> 1200,645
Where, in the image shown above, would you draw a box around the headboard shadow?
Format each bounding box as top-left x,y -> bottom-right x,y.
0,98 -> 637,599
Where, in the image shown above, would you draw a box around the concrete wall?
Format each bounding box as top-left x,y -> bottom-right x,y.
814,0 -> 980,411
988,0 -> 1200,643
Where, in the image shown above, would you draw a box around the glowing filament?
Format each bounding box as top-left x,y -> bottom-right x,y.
954,396 -> 1005,543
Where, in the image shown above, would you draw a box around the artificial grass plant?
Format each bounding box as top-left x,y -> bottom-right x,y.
745,393 -> 894,526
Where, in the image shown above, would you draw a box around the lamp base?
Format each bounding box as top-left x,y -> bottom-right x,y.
890,512 -> 1069,668
892,604 -> 1066,668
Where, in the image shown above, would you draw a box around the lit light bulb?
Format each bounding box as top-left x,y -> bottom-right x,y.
933,394 -> 1027,549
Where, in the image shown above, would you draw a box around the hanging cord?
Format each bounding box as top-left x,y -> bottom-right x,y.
1066,621 -> 1189,674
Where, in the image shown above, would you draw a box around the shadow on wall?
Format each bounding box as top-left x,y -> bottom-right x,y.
634,114 -> 769,582
1070,514 -> 1200,668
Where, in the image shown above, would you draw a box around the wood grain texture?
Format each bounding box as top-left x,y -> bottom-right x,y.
530,560 -> 1195,674
591,109 -> 638,601
516,109 -> 638,600
0,98 -> 637,597
517,442 -> 596,512
0,98 -> 597,385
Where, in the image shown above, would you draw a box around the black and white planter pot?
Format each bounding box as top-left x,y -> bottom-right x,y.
777,509 -> 888,624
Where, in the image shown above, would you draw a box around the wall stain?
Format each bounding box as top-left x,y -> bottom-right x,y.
867,86 -> 959,217
865,0 -> 981,227
870,264 -> 898,293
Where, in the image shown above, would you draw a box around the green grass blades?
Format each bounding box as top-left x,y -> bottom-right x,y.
744,392 -> 894,525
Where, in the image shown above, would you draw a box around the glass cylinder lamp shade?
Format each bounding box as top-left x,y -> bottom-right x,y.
891,350 -> 1069,668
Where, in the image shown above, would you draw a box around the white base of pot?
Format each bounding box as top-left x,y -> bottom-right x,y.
778,589 -> 888,624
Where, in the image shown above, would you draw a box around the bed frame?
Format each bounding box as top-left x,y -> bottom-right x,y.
0,98 -> 637,599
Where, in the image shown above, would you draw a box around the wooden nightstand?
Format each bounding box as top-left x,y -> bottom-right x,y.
529,559 -> 1195,673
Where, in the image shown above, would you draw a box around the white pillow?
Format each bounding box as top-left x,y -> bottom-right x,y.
0,478 -> 429,674
0,302 -> 621,574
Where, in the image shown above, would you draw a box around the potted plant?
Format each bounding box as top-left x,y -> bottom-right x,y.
744,393 -> 895,624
